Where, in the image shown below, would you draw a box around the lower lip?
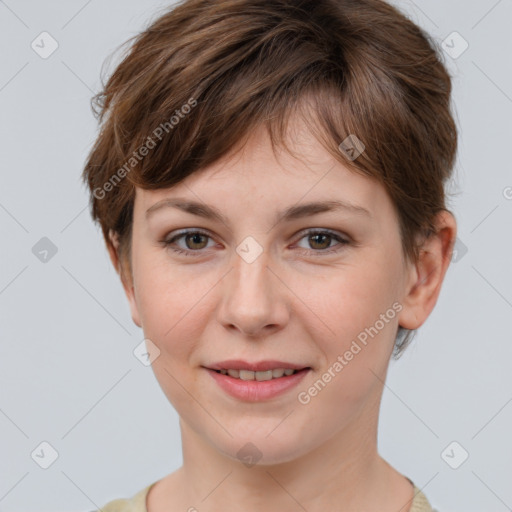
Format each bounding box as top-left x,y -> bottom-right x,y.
205,368 -> 310,402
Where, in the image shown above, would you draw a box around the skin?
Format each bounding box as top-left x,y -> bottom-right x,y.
108,114 -> 456,512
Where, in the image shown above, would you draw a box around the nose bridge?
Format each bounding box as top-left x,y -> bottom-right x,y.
230,238 -> 273,308
219,235 -> 286,335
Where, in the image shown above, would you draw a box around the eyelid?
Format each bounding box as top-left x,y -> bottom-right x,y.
295,227 -> 350,241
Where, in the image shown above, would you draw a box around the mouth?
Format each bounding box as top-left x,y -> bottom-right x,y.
202,361 -> 312,401
210,368 -> 309,381
203,359 -> 312,379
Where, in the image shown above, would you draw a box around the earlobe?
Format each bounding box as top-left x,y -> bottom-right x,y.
398,211 -> 457,331
107,229 -> 142,329
125,284 -> 142,329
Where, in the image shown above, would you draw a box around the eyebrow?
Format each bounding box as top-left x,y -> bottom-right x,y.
145,198 -> 372,225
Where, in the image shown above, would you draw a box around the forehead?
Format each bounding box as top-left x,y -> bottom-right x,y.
133,121 -> 395,225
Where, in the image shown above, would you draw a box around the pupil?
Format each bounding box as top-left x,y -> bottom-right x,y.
311,234 -> 330,249
188,233 -> 206,249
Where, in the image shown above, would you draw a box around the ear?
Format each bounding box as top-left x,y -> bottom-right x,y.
398,210 -> 457,330
107,229 -> 142,328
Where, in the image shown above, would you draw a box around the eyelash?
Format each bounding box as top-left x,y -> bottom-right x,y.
161,229 -> 350,257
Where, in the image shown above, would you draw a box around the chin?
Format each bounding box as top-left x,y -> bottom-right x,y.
214,433 -> 310,468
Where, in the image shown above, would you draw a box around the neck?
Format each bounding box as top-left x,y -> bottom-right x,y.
166,395 -> 413,512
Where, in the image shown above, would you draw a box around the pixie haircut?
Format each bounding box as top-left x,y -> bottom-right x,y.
82,0 -> 458,358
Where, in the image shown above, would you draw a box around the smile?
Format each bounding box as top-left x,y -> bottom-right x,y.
205,367 -> 311,401
214,368 -> 300,380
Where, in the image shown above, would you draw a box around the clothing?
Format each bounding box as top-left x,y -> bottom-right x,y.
96,479 -> 437,512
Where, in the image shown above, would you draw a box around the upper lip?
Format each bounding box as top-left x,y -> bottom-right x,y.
204,360 -> 311,372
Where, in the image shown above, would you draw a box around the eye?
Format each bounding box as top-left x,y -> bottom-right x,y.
162,228 -> 350,258
294,229 -> 350,256
162,229 -> 215,256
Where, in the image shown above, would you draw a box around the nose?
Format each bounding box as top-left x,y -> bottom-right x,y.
216,248 -> 290,338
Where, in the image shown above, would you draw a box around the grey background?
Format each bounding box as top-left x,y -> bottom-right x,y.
0,1 -> 511,511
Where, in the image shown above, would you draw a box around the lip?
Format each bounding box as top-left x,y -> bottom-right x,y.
205,360 -> 310,372
204,366 -> 311,402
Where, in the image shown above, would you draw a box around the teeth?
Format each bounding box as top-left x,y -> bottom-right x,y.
218,368 -> 301,380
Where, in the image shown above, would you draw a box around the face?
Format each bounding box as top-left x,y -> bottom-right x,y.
117,119 -> 419,466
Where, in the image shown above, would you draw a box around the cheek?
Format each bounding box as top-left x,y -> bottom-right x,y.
298,257 -> 401,385
298,256 -> 400,336
133,256 -> 216,355
133,261 -> 208,406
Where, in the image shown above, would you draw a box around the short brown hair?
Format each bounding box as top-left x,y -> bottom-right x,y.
82,0 -> 458,358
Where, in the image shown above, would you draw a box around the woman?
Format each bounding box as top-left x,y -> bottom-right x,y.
83,0 -> 457,510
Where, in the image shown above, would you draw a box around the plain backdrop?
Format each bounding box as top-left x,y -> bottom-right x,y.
0,1 -> 511,511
